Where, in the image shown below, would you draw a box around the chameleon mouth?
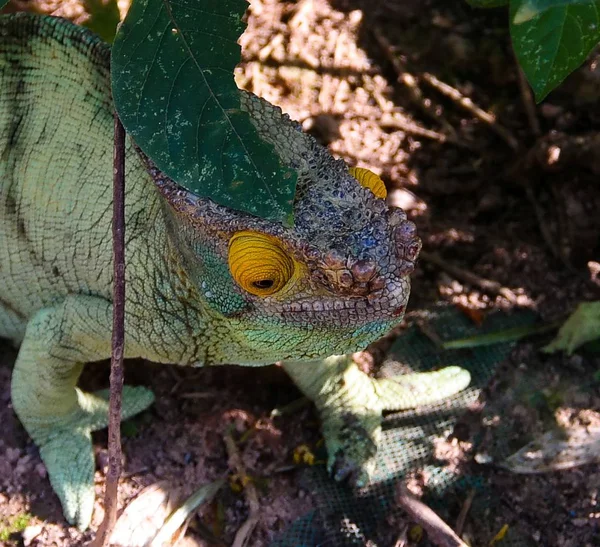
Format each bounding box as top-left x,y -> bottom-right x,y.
277,278 -> 409,328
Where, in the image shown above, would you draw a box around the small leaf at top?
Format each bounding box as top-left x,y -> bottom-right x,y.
511,0 -> 600,101
111,0 -> 297,223
0,0 -> 10,10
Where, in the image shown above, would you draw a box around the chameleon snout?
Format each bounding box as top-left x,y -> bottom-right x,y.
319,257 -> 381,297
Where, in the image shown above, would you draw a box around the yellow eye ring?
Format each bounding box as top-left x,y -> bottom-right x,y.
349,167 -> 387,199
228,231 -> 295,296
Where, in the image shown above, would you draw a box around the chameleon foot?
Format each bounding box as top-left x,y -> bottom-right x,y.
28,386 -> 154,529
283,356 -> 470,486
10,297 -> 155,529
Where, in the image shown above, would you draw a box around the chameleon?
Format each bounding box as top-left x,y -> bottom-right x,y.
0,13 -> 471,530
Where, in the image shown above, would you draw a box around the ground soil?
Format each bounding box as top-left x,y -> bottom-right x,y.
1,0 -> 600,545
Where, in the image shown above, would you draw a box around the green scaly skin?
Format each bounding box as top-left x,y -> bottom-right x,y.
0,14 -> 471,530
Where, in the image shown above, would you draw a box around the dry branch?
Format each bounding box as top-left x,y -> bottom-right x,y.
92,113 -> 127,547
396,483 -> 468,547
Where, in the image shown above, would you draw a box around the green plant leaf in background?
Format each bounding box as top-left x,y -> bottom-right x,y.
511,0 -> 600,101
111,0 -> 298,223
0,0 -> 9,10
543,301 -> 600,354
82,0 -> 121,43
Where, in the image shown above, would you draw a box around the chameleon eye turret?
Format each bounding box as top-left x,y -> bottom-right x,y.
348,167 -> 387,199
228,231 -> 296,296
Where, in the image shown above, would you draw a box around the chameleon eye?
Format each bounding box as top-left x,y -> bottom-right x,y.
228,232 -> 294,296
349,167 -> 387,199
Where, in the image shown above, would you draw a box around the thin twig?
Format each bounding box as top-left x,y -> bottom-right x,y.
421,72 -> 519,151
93,113 -> 127,546
372,31 -> 513,151
396,483 -> 468,547
522,183 -> 561,261
514,56 -> 541,137
372,32 -> 456,137
392,525 -> 409,547
420,250 -> 518,303
550,181 -> 574,269
454,488 -> 476,537
224,430 -> 261,547
416,320 -> 445,349
379,113 -> 448,143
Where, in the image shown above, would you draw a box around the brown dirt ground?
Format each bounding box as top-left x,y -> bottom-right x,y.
1,0 -> 600,545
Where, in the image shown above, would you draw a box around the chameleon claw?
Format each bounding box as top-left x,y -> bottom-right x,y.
331,454 -> 371,487
332,455 -> 354,483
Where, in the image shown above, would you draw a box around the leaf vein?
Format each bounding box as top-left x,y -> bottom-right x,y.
161,0 -> 278,203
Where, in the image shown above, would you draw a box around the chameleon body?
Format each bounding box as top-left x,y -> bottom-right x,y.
0,14 -> 470,529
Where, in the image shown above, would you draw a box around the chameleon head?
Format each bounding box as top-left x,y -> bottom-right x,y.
148,93 -> 421,364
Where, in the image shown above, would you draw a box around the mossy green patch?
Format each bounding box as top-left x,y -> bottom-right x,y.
0,513 -> 33,542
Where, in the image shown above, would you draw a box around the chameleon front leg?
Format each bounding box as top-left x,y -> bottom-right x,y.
282,355 -> 470,485
11,295 -> 154,530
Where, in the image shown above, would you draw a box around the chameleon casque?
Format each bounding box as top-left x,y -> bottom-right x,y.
0,13 -> 471,530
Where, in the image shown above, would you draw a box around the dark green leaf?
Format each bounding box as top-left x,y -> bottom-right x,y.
111,0 -> 297,223
465,0 -> 508,7
511,0 -> 600,101
0,0 -> 9,10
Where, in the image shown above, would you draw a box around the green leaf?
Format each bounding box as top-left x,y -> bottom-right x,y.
111,0 -> 297,223
513,0 -> 594,22
543,301 -> 600,354
511,0 -> 600,101
82,0 -> 121,43
0,0 -> 9,10
441,320 -> 559,349
465,0 -> 509,8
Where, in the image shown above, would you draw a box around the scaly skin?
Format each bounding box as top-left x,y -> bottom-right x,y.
0,14 -> 470,529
